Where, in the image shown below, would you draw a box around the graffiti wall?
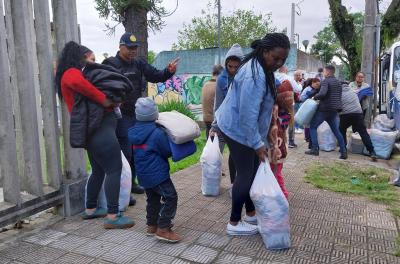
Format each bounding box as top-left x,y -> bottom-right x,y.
148,74 -> 211,105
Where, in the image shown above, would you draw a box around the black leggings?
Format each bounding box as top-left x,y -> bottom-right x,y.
223,133 -> 259,222
86,112 -> 122,214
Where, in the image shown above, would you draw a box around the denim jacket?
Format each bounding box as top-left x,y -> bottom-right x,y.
215,59 -> 275,150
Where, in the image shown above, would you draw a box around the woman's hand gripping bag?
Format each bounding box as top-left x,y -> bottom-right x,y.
250,162 -> 291,250
200,136 -> 222,196
294,99 -> 318,126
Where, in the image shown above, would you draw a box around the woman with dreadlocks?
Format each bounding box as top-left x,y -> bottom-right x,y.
212,33 -> 291,236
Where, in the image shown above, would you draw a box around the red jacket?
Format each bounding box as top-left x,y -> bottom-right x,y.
61,68 -> 106,113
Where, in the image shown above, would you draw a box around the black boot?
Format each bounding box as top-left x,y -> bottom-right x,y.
369,150 -> 378,162
339,151 -> 348,160
305,149 -> 319,156
131,183 -> 145,194
129,195 -> 136,206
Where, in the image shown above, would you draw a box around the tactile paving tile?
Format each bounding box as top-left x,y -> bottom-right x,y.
196,232 -> 231,249
100,245 -> 144,264
214,252 -> 253,264
52,253 -> 95,264
48,234 -> 90,251
0,242 -> 42,260
72,239 -> 115,258
131,250 -> 175,264
17,246 -> 67,264
22,229 -> 67,246
180,244 -> 218,264
149,241 -> 189,257
122,231 -> 157,250
96,229 -> 136,244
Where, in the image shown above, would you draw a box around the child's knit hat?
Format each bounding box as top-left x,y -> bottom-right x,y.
135,97 -> 159,121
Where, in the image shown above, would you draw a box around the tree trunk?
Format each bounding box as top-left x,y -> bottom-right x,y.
123,6 -> 148,60
328,0 -> 361,78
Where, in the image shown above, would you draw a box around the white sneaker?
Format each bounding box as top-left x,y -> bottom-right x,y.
243,214 -> 257,225
226,221 -> 258,236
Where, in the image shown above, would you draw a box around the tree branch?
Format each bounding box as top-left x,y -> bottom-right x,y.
381,0 -> 400,49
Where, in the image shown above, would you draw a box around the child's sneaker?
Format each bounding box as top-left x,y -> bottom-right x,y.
243,214 -> 257,225
103,213 -> 135,229
227,221 -> 258,236
147,225 -> 157,236
155,228 -> 182,243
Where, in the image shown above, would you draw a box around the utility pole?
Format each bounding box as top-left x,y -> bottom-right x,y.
290,3 -> 295,43
361,0 -> 378,127
217,0 -> 221,64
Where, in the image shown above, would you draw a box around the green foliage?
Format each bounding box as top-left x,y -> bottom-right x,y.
172,8 -> 276,50
311,12 -> 363,79
94,0 -> 168,32
169,130 -> 206,174
148,50 -> 157,64
381,0 -> 400,50
158,99 -> 197,121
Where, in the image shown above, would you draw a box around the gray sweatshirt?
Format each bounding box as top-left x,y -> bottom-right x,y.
340,84 -> 362,115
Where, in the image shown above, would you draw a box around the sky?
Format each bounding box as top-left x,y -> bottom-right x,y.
76,0 -> 386,58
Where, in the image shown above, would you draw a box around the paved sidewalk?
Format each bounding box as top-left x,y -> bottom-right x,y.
0,139 -> 399,264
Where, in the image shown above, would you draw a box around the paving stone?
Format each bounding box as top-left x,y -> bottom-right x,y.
17,246 -> 67,264
132,250 -> 176,264
150,241 -> 189,257
215,252 -> 253,264
48,234 -> 90,251
100,245 -> 144,264
196,232 -> 231,249
180,244 -> 218,264
72,239 -> 115,257
0,242 -> 42,260
22,229 -> 67,246
52,253 -> 95,264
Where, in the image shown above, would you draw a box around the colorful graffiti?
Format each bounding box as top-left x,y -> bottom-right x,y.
148,74 -> 211,105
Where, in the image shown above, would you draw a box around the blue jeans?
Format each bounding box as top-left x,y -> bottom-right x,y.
309,111 -> 346,153
116,114 -> 137,183
145,178 -> 178,228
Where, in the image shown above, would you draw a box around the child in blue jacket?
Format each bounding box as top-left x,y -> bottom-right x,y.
128,97 -> 181,243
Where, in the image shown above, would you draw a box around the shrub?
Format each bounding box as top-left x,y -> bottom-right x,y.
158,99 -> 197,120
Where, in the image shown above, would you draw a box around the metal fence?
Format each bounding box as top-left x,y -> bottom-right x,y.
0,0 -> 86,227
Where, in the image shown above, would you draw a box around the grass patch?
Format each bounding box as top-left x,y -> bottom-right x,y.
305,162 -> 400,246
169,130 -> 207,174
396,236 -> 400,257
305,162 -> 398,204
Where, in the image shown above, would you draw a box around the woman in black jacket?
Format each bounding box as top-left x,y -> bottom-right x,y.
55,41 -> 134,229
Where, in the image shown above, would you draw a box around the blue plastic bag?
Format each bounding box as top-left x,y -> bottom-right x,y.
250,162 -> 291,250
170,140 -> 196,162
294,99 -> 318,126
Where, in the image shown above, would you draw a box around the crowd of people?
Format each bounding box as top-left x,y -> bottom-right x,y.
55,30 -> 378,244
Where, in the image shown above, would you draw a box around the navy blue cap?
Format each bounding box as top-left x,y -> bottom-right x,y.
119,32 -> 141,47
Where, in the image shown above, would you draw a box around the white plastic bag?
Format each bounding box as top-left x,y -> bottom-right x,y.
317,122 -> 337,151
367,129 -> 398,159
86,151 -> 132,212
294,99 -> 318,126
156,111 -> 201,144
200,136 -> 222,196
250,162 -> 291,250
372,114 -> 395,132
